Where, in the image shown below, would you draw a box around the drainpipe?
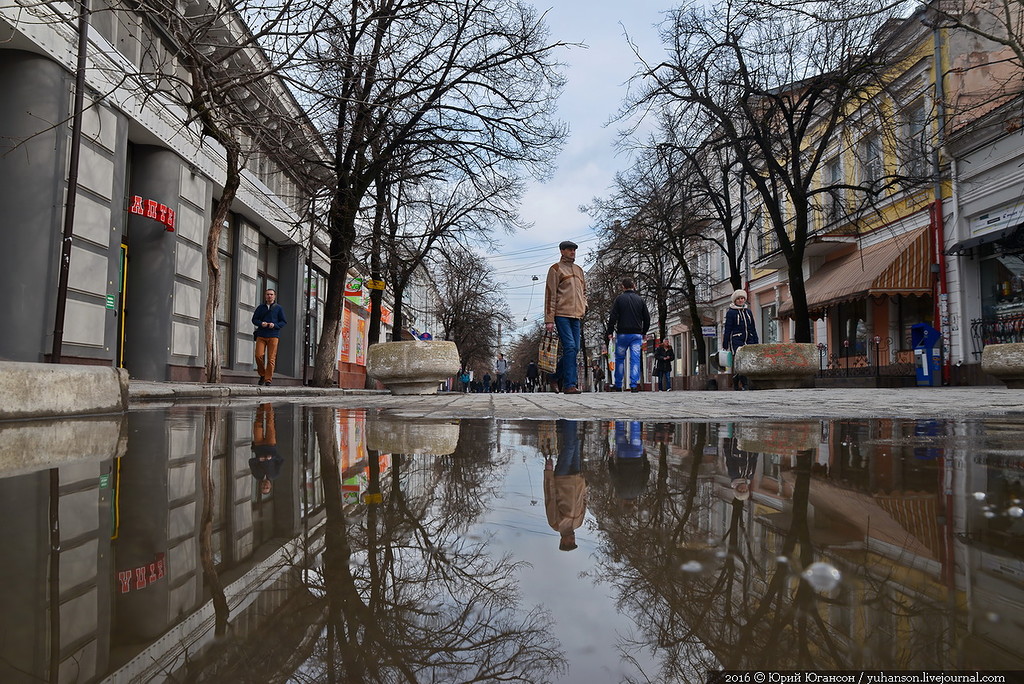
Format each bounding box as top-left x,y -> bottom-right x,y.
931,19 -> 951,385
51,0 -> 91,363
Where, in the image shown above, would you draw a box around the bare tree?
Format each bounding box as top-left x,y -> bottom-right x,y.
434,251 -> 510,372
297,0 -> 567,386
128,0 -> 327,380
629,0 -> 932,342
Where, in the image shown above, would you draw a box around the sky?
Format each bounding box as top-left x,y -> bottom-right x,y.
488,1 -> 676,342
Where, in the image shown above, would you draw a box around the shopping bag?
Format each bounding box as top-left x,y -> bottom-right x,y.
717,349 -> 732,369
538,332 -> 559,373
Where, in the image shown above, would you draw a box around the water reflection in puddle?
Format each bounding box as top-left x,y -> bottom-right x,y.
0,406 -> 1021,682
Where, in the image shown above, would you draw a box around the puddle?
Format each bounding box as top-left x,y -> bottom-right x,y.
0,405 -> 1021,682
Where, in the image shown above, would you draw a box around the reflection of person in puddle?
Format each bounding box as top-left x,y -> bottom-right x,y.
249,403 -> 283,495
544,420 -> 586,551
609,420 -> 650,506
723,434 -> 757,501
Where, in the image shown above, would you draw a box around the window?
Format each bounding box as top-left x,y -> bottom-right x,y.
904,101 -> 929,178
833,300 -> 868,356
823,158 -> 843,224
761,304 -> 779,343
896,295 -> 933,351
860,134 -> 883,185
216,218 -> 235,367
257,232 -> 280,294
306,266 -> 328,366
757,227 -> 778,259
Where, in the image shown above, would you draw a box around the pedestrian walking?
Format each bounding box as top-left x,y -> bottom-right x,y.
653,339 -> 675,391
495,353 -> 510,393
526,360 -> 539,392
605,278 -> 650,393
723,289 -> 759,390
544,240 -> 587,395
252,288 -> 287,386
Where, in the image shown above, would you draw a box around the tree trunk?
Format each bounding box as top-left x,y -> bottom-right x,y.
311,236 -> 350,387
203,144 -> 240,383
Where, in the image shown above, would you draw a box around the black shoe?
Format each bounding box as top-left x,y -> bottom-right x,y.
264,380 -> 272,386
631,386 -> 640,393
609,386 -> 621,392
257,377 -> 265,386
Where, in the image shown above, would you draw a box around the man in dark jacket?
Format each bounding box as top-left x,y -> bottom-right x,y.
252,288 -> 287,386
605,278 -> 651,392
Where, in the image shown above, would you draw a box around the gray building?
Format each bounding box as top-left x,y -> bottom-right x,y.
0,1 -> 326,383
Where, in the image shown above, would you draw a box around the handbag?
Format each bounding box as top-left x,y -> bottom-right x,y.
538,332 -> 559,374
717,349 -> 732,369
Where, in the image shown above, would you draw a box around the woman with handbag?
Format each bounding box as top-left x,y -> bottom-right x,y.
723,289 -> 758,390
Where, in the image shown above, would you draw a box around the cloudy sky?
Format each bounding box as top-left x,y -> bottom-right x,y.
488,1 -> 676,341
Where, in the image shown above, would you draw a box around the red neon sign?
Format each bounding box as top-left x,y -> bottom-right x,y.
129,195 -> 176,231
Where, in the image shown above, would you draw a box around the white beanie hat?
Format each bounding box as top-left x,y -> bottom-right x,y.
732,289 -> 748,303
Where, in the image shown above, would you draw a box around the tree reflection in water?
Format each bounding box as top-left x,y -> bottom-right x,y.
309,408 -> 566,683
587,420 -> 972,679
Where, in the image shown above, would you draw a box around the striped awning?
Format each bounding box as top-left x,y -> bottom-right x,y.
779,227 -> 931,317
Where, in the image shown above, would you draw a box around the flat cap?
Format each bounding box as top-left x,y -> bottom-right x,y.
558,240 -> 578,250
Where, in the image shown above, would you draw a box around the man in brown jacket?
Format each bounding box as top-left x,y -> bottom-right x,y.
544,240 -> 587,394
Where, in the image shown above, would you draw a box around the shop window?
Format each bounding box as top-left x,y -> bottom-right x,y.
980,247 -> 1024,320
761,304 -> 779,343
833,300 -> 867,356
305,266 -> 328,367
896,295 -> 932,351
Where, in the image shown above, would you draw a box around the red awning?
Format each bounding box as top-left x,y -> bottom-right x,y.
779,227 -> 931,317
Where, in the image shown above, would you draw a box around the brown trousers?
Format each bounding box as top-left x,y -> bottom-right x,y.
255,336 -> 280,382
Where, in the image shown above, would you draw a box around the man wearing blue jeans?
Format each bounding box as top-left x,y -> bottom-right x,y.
544,240 -> 587,394
605,278 -> 650,392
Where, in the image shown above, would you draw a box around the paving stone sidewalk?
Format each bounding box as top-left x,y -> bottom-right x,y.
130,381 -> 1024,421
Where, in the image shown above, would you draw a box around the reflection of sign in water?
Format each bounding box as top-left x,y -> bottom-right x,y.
116,553 -> 166,593
336,411 -> 392,504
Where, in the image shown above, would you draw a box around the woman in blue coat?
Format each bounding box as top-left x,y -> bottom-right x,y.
723,289 -> 758,390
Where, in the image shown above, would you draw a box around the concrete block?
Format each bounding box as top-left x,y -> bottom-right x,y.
734,343 -> 818,389
366,340 -> 461,395
981,343 -> 1024,388
0,361 -> 129,419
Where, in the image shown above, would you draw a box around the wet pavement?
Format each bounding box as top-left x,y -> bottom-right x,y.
130,381 -> 1024,420
2,388 -> 1024,682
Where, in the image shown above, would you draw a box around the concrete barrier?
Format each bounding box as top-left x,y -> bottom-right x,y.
981,343 -> 1024,388
0,415 -> 127,477
366,341 -> 461,395
0,361 -> 129,419
734,343 -> 818,390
